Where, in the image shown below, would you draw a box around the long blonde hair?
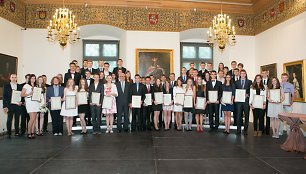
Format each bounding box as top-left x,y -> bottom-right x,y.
66,78 -> 76,90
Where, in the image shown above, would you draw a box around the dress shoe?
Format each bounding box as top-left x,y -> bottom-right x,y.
236,131 -> 241,135
117,130 -> 122,133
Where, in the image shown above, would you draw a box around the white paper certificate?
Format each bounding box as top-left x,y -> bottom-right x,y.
132,95 -> 142,108
51,97 -> 62,110
91,92 -> 101,105
235,89 -> 246,102
77,92 -> 88,105
163,94 -> 172,106
11,90 -> 21,104
102,96 -> 113,109
65,95 -> 76,109
252,95 -> 264,109
183,84 -> 187,90
31,87 -> 42,101
154,92 -> 163,104
282,93 -> 291,106
175,93 -> 185,105
144,94 -> 152,106
270,89 -> 281,102
208,91 -> 218,103
196,97 -> 206,110
222,91 -> 232,104
183,95 -> 193,108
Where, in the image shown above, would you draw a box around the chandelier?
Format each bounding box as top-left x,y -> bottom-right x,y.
207,3 -> 236,50
47,0 -> 80,48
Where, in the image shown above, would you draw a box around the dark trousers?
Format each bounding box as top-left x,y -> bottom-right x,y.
236,100 -> 250,133
208,103 -> 220,129
20,105 -> 29,134
264,101 -> 270,134
90,105 -> 101,132
233,104 -> 238,126
43,111 -> 49,131
117,105 -> 129,131
159,112 -> 163,127
6,105 -> 21,135
252,108 -> 264,132
132,108 -> 142,131
50,110 -> 63,134
143,106 -> 152,130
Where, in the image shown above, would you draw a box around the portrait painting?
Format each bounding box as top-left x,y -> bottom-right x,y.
0,53 -> 18,99
136,49 -> 173,79
283,60 -> 306,102
260,63 -> 277,79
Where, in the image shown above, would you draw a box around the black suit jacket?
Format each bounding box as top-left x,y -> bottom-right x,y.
179,75 -> 188,84
46,85 -> 65,110
206,80 -> 223,101
64,72 -> 81,86
85,78 -> 94,87
88,82 -> 104,105
234,79 -> 252,100
113,67 -> 127,77
129,83 -> 146,103
3,83 -> 23,109
199,69 -> 209,78
116,81 -> 131,106
170,81 -> 177,89
232,76 -> 241,83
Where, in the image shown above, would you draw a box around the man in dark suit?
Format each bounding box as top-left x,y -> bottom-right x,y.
97,59 -> 104,73
86,59 -> 98,75
234,69 -> 252,135
46,76 -> 65,136
261,70 -> 270,135
64,62 -> 81,86
179,67 -> 188,84
198,62 -> 208,78
143,76 -> 153,131
20,74 -> 30,135
116,73 -> 131,132
129,74 -> 146,131
41,75 -> 50,133
88,73 -> 104,134
231,68 -> 240,126
84,70 -> 94,87
3,74 -> 22,138
186,62 -> 195,76
206,70 -> 223,132
228,61 -> 237,78
103,62 -> 112,77
112,59 -> 127,78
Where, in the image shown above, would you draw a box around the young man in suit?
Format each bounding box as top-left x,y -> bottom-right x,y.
3,74 -> 22,138
46,76 -> 65,136
115,73 -> 132,133
143,76 -> 154,131
88,73 -> 104,134
113,58 -> 127,79
180,67 -> 188,84
86,59 -> 98,75
64,62 -> 81,86
206,63 -> 213,72
97,59 -> 104,73
80,59 -> 88,76
129,74 -> 146,131
228,61 -> 237,78
41,75 -> 50,133
206,70 -> 223,132
169,73 -> 176,129
103,62 -> 112,77
261,70 -> 270,135
20,74 -> 30,135
84,70 -> 94,87
186,62 -> 195,76
234,69 -> 252,135
199,62 -> 208,78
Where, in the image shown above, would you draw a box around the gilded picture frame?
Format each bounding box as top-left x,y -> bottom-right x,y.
136,49 -> 173,79
283,60 -> 306,102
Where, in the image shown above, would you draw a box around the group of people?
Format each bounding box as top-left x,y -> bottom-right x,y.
3,59 -> 294,140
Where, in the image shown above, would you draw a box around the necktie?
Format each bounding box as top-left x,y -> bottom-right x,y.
121,81 -> 125,93
147,85 -> 150,92
136,83 -> 139,92
241,80 -> 245,89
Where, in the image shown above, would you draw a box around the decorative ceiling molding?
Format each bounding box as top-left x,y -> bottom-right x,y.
0,0 -> 25,27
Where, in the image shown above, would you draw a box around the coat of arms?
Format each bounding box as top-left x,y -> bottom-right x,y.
10,1 -> 15,12
0,0 -> 4,6
149,14 -> 159,25
279,1 -> 285,13
38,11 -> 47,20
238,19 -> 245,28
270,8 -> 276,18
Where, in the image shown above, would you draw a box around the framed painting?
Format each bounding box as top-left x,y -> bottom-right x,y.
260,63 -> 277,78
0,53 -> 18,99
136,49 -> 173,79
283,60 -> 306,102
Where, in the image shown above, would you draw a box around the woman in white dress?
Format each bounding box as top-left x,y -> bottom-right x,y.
60,79 -> 78,136
35,76 -> 47,136
267,77 -> 284,139
173,78 -> 185,131
102,75 -> 118,133
184,78 -> 195,131
162,80 -> 173,130
21,74 -> 40,139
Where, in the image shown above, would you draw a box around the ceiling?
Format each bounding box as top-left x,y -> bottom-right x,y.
23,0 -> 272,14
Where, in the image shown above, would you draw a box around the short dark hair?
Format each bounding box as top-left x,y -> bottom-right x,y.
104,62 -> 109,65
240,69 -> 247,73
135,74 -> 140,78
207,62 -> 212,65
42,75 -> 46,77
170,73 -> 175,76
25,74 -> 31,79
200,62 -> 205,65
93,73 -> 100,77
190,62 -> 194,65
146,76 -> 151,80
231,61 -> 237,64
118,59 -> 123,62
238,63 -> 244,68
233,68 -> 239,72
210,70 -> 217,74
281,73 -> 288,77
218,70 -> 224,73
69,62 -> 76,66
83,59 -> 88,62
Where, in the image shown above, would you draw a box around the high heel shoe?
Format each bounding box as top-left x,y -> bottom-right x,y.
27,133 -> 32,139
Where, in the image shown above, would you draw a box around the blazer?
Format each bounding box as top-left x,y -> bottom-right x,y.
64,72 -> 81,86
179,75 -> 188,84
129,83 -> 146,103
88,82 -> 104,105
85,78 -> 94,87
234,79 -> 252,100
116,81 -> 131,106
112,67 -> 127,77
205,80 -> 223,101
46,85 -> 65,109
169,80 -> 177,89
3,83 -> 23,109
199,69 -> 209,78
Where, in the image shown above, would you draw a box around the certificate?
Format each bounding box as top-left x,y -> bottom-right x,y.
183,95 -> 193,108
77,92 -> 88,105
175,93 -> 185,105
235,89 -> 246,102
222,91 -> 232,104
282,92 -> 291,106
270,89 -> 281,102
163,94 -> 172,106
31,87 -> 42,101
144,94 -> 152,106
154,92 -> 163,104
132,95 -> 142,108
65,95 -> 76,109
50,97 -> 62,110
11,90 -> 21,104
252,95 -> 264,109
91,92 -> 101,105
102,96 -> 113,109
196,97 -> 206,110
183,84 -> 187,89
208,91 -> 218,103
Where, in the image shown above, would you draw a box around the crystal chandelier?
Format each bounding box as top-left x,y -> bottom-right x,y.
47,0 -> 80,48
207,3 -> 236,50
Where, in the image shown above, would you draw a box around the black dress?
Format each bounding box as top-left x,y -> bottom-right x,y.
152,85 -> 163,111
221,84 -> 234,112
194,85 -> 206,114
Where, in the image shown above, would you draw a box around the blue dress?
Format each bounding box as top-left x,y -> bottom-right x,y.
221,84 -> 234,112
